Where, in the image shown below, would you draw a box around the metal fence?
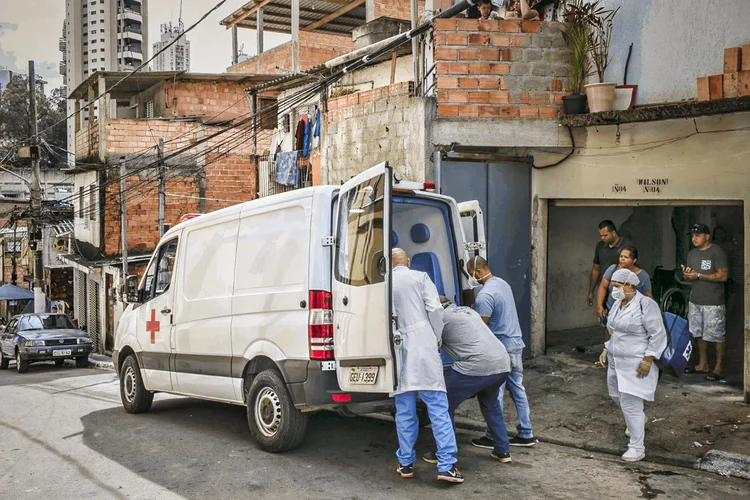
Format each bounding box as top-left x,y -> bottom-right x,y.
257,153 -> 312,198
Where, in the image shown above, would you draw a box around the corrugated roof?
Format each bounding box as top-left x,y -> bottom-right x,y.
221,0 -> 366,36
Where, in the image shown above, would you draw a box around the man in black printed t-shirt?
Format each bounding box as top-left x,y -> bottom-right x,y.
682,224 -> 729,381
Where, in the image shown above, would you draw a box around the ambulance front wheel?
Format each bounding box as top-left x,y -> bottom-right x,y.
246,369 -> 308,452
120,354 -> 153,413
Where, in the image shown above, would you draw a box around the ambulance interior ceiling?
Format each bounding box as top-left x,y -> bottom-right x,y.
392,202 -> 458,303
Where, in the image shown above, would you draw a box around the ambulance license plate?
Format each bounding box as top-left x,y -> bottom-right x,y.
348,366 -> 378,385
53,349 -> 72,357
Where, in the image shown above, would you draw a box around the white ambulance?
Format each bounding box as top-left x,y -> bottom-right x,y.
114,163 -> 485,452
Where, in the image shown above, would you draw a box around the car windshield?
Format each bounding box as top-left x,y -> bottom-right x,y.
18,315 -> 75,331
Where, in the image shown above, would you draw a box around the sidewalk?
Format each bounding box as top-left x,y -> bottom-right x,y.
452,328 -> 750,478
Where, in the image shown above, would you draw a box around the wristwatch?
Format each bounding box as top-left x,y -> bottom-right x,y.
697,273 -> 701,280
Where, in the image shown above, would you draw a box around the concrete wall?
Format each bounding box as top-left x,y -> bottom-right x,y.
529,111 -> 750,362
546,206 -> 632,331
323,82 -> 434,184
600,0 -> 750,105
546,205 -> 680,332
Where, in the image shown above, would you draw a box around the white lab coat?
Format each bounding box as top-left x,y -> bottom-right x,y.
606,292 -> 667,401
391,265 -> 445,396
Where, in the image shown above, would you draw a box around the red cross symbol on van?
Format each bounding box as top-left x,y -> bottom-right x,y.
146,309 -> 160,344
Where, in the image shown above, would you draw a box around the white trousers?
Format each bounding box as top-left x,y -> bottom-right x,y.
611,392 -> 645,454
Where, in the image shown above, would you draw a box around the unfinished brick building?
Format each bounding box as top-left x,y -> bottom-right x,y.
63,71 -> 275,352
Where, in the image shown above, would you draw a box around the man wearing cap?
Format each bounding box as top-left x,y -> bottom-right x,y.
682,224 -> 729,381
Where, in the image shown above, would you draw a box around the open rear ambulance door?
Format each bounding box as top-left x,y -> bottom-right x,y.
458,200 -> 487,261
333,163 -> 397,393
457,200 -> 487,305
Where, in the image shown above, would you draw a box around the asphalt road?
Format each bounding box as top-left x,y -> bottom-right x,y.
1,362 -> 749,500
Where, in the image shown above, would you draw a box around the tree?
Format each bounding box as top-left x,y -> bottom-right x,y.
0,74 -> 68,168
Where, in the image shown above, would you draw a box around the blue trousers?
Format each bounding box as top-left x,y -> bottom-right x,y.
445,368 -> 511,455
486,350 -> 534,440
395,390 -> 457,472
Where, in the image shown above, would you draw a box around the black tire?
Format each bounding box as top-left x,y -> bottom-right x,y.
0,351 -> 9,370
661,287 -> 687,318
75,356 -> 89,369
16,351 -> 28,373
55,359 -> 65,366
119,354 -> 153,413
246,369 -> 308,452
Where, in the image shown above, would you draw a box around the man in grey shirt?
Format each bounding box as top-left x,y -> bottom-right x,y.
424,297 -> 513,464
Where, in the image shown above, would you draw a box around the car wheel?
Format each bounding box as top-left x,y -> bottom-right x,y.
55,359 -> 65,367
0,351 -> 9,370
120,354 -> 153,413
246,369 -> 308,452
75,356 -> 89,369
16,351 -> 28,373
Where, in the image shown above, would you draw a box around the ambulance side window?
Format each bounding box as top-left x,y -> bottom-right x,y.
142,238 -> 178,301
335,174 -> 386,287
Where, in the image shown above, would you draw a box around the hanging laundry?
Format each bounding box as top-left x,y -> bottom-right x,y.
312,107 -> 321,149
275,151 -> 299,186
303,116 -> 313,158
295,119 -> 306,151
269,128 -> 281,157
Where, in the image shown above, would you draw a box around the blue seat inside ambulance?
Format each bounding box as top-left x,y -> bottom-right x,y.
409,223 -> 445,296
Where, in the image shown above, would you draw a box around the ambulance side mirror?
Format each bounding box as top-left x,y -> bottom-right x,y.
125,275 -> 140,304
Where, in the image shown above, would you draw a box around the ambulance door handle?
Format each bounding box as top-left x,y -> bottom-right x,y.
342,296 -> 348,306
161,307 -> 171,315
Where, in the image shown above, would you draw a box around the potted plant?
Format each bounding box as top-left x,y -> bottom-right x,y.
561,1 -> 592,115
583,1 -> 619,112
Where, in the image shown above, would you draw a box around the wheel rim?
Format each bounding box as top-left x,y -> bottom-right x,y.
123,365 -> 137,404
255,387 -> 282,437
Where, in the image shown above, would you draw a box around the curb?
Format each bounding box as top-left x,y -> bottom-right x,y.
451,416 -> 750,475
88,355 -> 115,371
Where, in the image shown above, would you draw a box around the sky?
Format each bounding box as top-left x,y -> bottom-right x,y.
0,0 -> 290,93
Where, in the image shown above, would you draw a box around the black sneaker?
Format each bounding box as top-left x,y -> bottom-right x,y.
509,436 -> 538,447
397,463 -> 414,479
471,436 -> 494,449
490,451 -> 512,463
437,466 -> 464,483
422,451 -> 438,464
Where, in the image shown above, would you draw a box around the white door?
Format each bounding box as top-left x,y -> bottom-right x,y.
333,163 -> 397,393
136,237 -> 179,392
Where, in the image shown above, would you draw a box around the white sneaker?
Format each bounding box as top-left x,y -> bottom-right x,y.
621,448 -> 645,462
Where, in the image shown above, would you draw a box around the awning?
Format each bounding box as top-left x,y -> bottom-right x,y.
57,253 -> 153,274
0,284 -> 35,301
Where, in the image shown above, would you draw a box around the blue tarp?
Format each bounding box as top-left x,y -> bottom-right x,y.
0,284 -> 34,301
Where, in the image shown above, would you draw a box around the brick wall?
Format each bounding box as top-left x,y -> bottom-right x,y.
228,32 -> 354,75
324,81 -> 433,183
433,19 -> 570,118
165,80 -> 251,120
46,267 -> 73,304
102,156 -> 258,256
372,0 -> 425,21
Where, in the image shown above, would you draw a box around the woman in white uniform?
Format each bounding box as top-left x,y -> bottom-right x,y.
598,269 -> 667,462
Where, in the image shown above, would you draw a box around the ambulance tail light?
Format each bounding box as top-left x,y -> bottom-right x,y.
309,290 -> 334,361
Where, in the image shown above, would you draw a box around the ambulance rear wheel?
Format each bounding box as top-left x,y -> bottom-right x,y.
246,369 -> 308,452
120,354 -> 153,413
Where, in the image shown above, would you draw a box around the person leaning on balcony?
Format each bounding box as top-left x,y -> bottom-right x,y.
598,269 -> 667,463
505,0 -> 540,20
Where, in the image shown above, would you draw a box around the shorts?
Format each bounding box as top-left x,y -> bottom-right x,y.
688,302 -> 726,342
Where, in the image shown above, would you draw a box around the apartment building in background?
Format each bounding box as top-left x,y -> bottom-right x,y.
64,0 -> 149,163
152,21 -> 190,72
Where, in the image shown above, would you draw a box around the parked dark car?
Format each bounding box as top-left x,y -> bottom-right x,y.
0,314 -> 93,373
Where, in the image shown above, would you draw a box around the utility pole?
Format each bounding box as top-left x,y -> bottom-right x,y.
120,156 -> 128,280
158,139 -> 165,237
29,61 -> 45,313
